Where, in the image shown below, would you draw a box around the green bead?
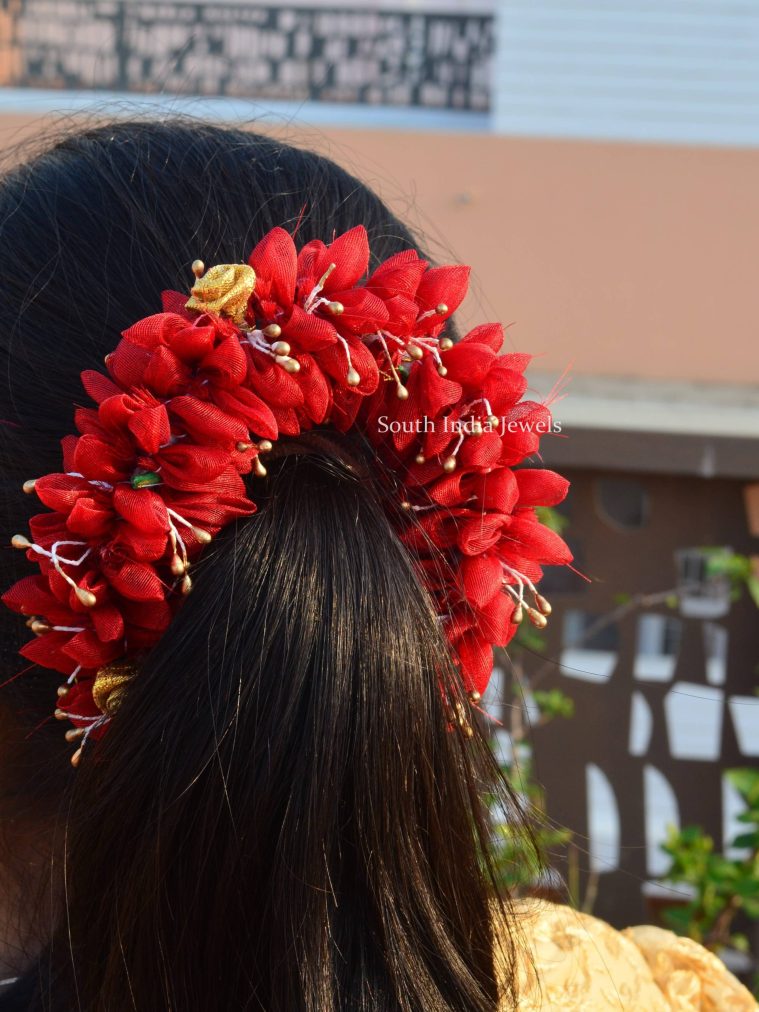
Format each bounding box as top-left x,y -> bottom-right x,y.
130,470 -> 161,490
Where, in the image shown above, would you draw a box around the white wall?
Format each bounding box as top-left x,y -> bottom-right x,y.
493,0 -> 759,146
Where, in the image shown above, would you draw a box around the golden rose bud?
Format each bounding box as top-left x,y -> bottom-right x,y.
92,661 -> 137,717
185,263 -> 256,324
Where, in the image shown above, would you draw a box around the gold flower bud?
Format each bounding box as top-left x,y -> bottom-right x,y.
92,661 -> 137,717
185,263 -> 256,324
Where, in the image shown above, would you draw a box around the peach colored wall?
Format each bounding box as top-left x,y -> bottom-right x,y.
0,112 -> 756,385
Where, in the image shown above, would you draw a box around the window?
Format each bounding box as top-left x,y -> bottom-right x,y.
595,477 -> 649,531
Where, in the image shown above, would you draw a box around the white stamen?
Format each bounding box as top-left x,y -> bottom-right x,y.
376,334 -> 406,397
501,561 -> 539,597
167,515 -> 189,571
24,539 -> 92,599
465,397 -> 496,425
244,329 -> 276,358
166,508 -> 211,544
450,432 -> 465,457
303,263 -> 336,313
66,473 -> 114,491
60,712 -> 109,727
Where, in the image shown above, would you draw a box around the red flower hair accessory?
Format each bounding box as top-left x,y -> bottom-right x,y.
3,225 -> 571,764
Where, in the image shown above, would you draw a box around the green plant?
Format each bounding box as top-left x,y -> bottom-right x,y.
488,504 -> 579,898
659,768 -> 759,954
488,662 -> 576,896
702,548 -> 759,609
490,745 -> 573,892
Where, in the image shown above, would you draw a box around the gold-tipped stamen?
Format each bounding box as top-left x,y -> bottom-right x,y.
65,727 -> 85,742
396,385 -> 409,401
191,259 -> 205,278
22,479 -> 37,494
527,607 -> 548,629
442,456 -> 457,473
57,684 -> 70,698
30,620 -> 50,635
11,534 -> 31,550
407,343 -> 424,360
54,708 -> 68,721
278,357 -> 300,374
437,365 -> 448,377
75,587 -> 97,608
512,604 -> 524,624
439,337 -> 454,351
181,574 -> 193,595
254,458 -> 267,478
271,340 -> 291,356
453,701 -> 474,737
236,441 -> 253,452
258,439 -> 273,453
346,367 -> 361,387
317,263 -> 337,289
191,526 -> 212,545
327,301 -> 344,315
170,553 -> 186,577
263,323 -> 282,339
415,454 -> 426,465
70,747 -> 83,768
535,593 -> 552,616
436,303 -> 449,315
469,689 -> 482,704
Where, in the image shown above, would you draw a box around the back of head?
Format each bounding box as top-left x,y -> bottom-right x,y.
0,120 -> 525,1011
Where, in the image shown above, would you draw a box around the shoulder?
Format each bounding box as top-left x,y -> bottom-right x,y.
624,923 -> 758,1011
505,898 -> 671,1010
495,899 -> 757,1011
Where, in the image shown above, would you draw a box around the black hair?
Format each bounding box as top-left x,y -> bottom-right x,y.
0,119 -> 530,1011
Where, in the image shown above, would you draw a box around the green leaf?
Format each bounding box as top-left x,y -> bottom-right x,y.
731,831 -> 759,850
663,904 -> 700,936
727,768 -> 759,806
730,933 -> 750,953
534,505 -> 569,535
734,878 -> 759,899
533,689 -> 575,720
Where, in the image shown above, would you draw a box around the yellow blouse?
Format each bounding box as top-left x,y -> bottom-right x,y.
501,900 -> 758,1011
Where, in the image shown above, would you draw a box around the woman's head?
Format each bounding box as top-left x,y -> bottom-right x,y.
0,120 -> 528,1011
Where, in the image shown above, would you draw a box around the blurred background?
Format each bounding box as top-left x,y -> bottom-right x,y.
0,0 -> 757,988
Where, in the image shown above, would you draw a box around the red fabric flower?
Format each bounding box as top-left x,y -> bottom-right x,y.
3,224 -> 571,747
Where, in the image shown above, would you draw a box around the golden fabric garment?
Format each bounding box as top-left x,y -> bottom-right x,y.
497,900 -> 758,1011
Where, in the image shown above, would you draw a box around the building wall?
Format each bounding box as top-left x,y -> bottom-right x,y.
525,467 -> 759,930
0,111 -> 756,390
493,0 -> 759,146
